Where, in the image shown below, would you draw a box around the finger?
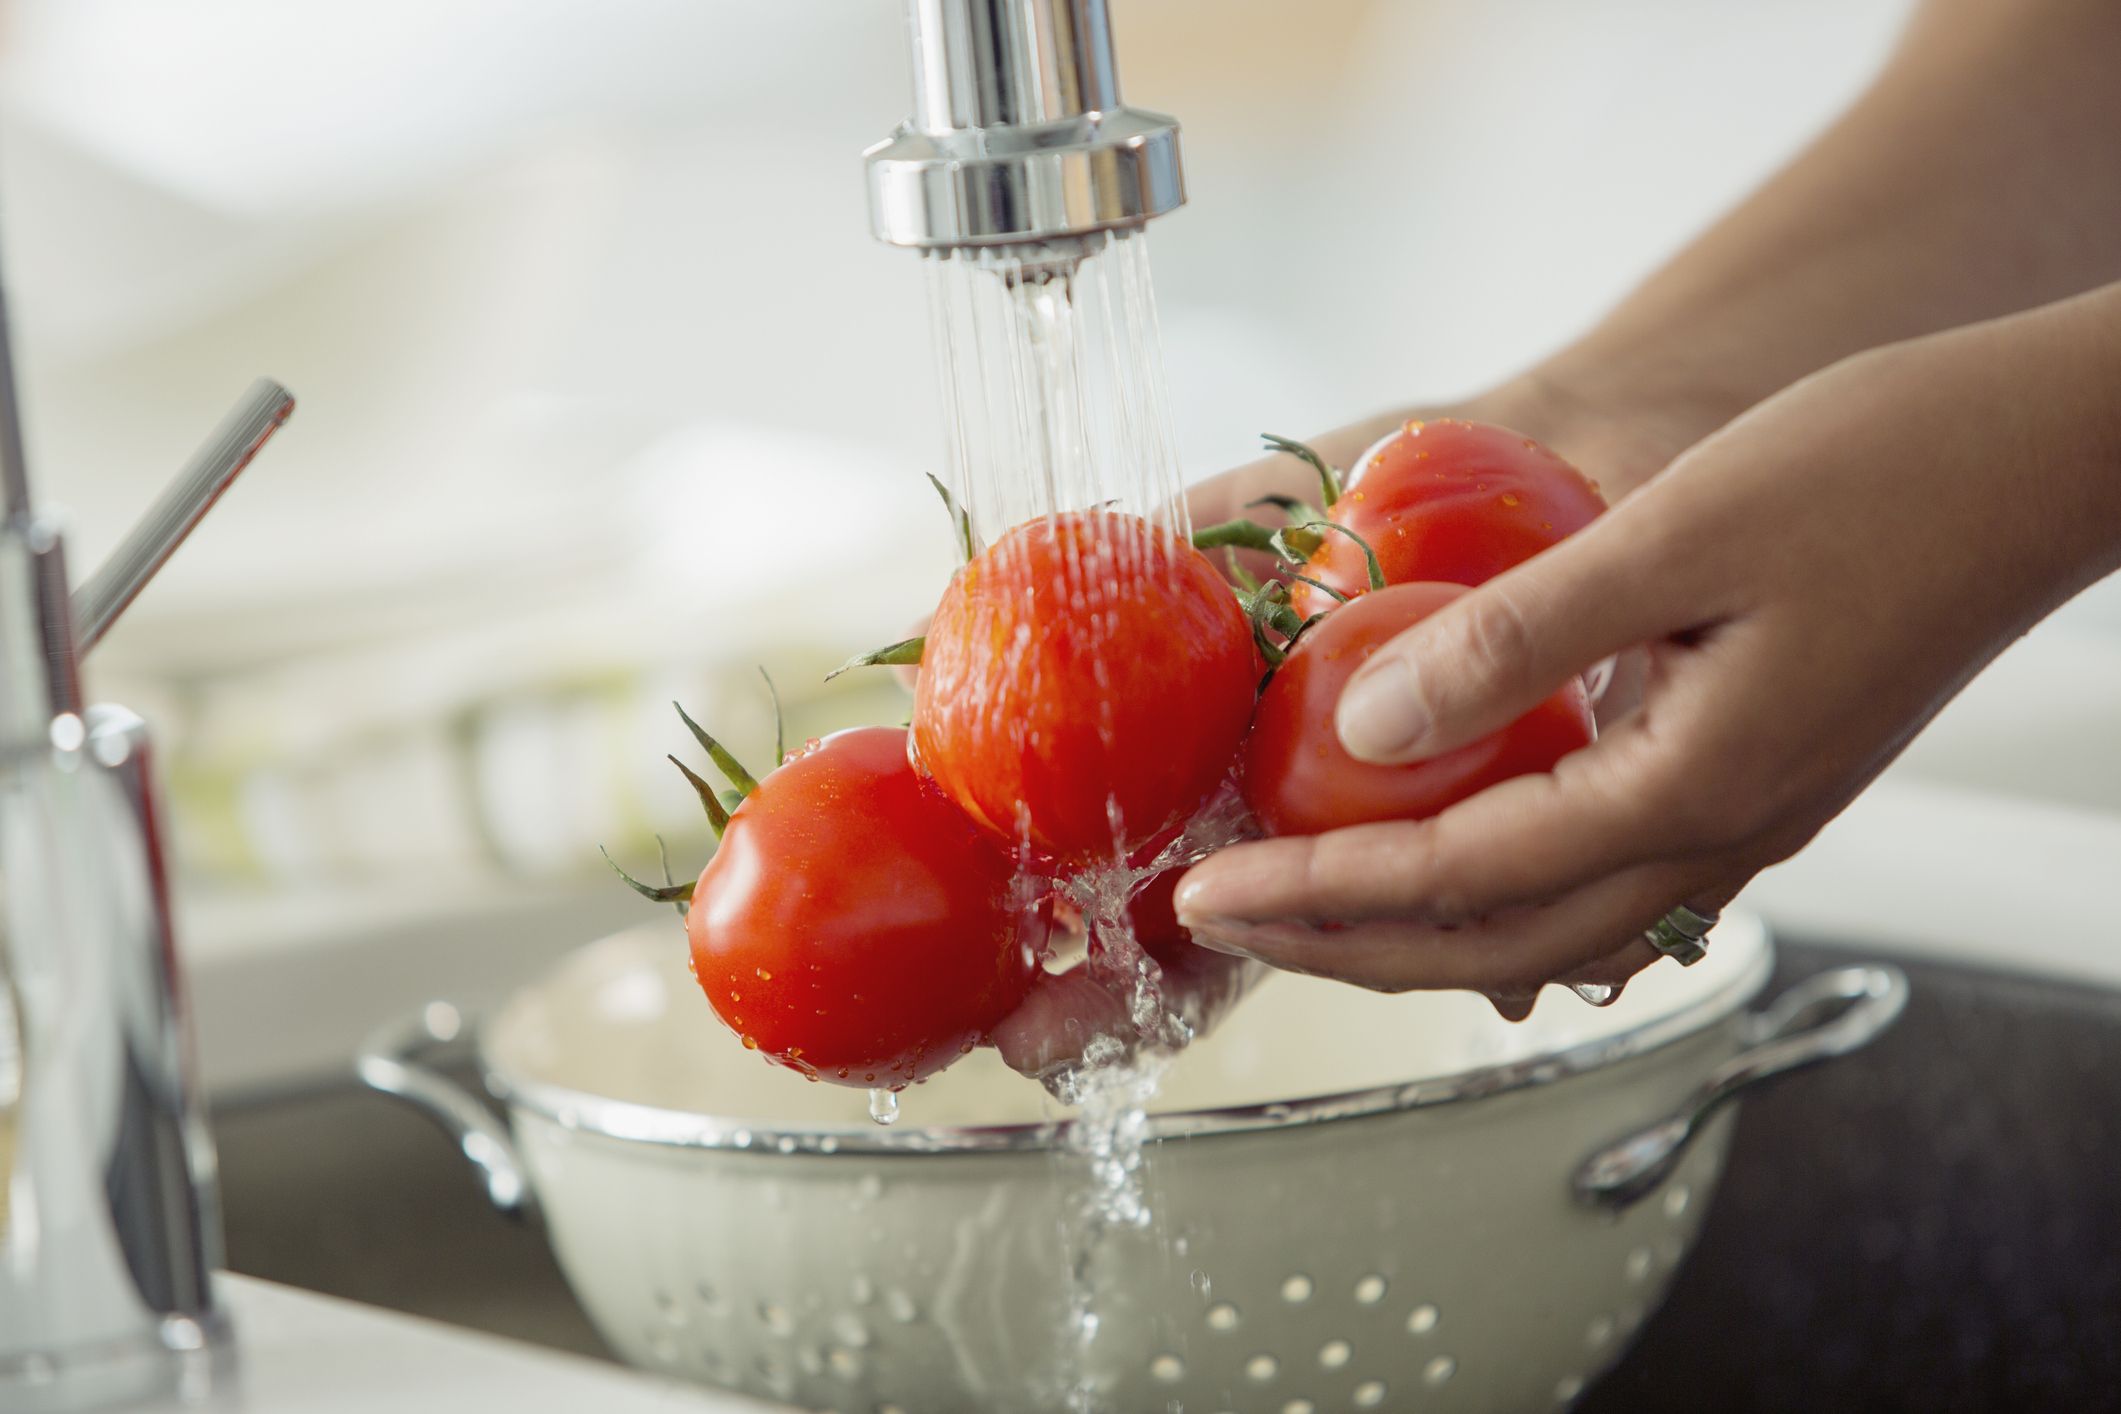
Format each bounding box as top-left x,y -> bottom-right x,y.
1334,500 -> 1714,765
989,944 -> 1261,1078
1182,860 -> 1715,997
1178,717 -> 1681,925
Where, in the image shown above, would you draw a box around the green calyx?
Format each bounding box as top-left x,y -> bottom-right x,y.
826,635 -> 926,682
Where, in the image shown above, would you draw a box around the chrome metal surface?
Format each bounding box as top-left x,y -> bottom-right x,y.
1572,964 -> 1910,1209
400,936 -> 1779,1166
0,707 -> 232,1410
73,379 -> 295,655
866,0 -> 1184,249
0,222 -> 291,1406
356,1003 -> 537,1221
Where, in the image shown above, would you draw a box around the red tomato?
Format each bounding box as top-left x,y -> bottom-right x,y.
686,725 -> 1046,1088
913,510 -> 1258,866
1118,868 -> 1192,962
1243,583 -> 1594,835
1289,419 -> 1605,617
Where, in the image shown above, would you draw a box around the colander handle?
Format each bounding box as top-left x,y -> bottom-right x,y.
356,1001 -> 538,1222
1571,963 -> 1909,1210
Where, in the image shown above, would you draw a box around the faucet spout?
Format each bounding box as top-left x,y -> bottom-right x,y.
865,0 -> 1185,254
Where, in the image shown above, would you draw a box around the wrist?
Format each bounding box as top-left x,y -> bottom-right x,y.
1458,355 -> 1739,505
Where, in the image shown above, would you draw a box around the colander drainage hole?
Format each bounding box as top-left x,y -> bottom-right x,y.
696,1280 -> 724,1314
832,1313 -> 872,1348
1205,1301 -> 1241,1332
758,1302 -> 795,1337
1353,1380 -> 1388,1408
1353,1274 -> 1388,1305
1149,1354 -> 1185,1383
1280,1274 -> 1314,1304
1245,1353 -> 1280,1383
1555,1374 -> 1587,1403
1625,1247 -> 1654,1282
1281,1400 -> 1316,1414
1424,1354 -> 1458,1387
1406,1303 -> 1440,1335
828,1347 -> 863,1380
883,1289 -> 921,1324
1663,1183 -> 1691,1219
1318,1339 -> 1351,1370
1586,1315 -> 1615,1350
653,1289 -> 685,1325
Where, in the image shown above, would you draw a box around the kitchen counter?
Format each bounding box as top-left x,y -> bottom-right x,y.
136,1275 -> 773,1414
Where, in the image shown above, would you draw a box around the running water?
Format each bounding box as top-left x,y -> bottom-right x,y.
921,230 -> 1222,1408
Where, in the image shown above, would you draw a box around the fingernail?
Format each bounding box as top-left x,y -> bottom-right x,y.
1336,654 -> 1431,762
1176,917 -> 1257,959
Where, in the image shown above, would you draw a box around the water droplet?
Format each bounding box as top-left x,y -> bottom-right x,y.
1424,1354 -> 1457,1386
1407,1303 -> 1440,1335
1206,1301 -> 1241,1332
741,1034 -> 758,1050
1280,1273 -> 1314,1304
1354,1274 -> 1388,1305
1149,1353 -> 1185,1382
868,1088 -> 900,1125
1500,491 -> 1522,507
1319,1338 -> 1352,1369
1354,1381 -> 1388,1408
1245,1353 -> 1280,1382
1663,1183 -> 1691,1219
1570,982 -> 1615,1007
1189,1269 -> 1211,1299
756,967 -> 772,981
884,1288 -> 920,1324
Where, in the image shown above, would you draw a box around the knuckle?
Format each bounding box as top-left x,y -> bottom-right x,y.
1455,585 -> 1539,689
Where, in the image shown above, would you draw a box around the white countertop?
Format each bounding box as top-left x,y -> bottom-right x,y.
137,1276 -> 778,1414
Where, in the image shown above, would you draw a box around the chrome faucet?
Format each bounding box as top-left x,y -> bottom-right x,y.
865,0 -> 1187,259
0,256 -> 293,1409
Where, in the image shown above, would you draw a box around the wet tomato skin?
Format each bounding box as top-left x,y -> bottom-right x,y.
913,510 -> 1258,867
686,725 -> 1046,1088
1243,583 -> 1595,836
1289,419 -> 1605,617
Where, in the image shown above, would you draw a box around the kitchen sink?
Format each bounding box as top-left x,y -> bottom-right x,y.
214,937 -> 2121,1412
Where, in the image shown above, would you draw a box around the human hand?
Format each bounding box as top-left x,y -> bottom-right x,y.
1173,288 -> 2121,1013
986,377 -> 1704,1071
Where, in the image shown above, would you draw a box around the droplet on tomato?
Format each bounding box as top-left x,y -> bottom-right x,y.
742,1035 -> 759,1050
1500,492 -> 1521,508
756,967 -> 773,981
868,1088 -> 901,1126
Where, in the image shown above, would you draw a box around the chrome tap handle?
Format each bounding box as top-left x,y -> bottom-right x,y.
72,379 -> 295,655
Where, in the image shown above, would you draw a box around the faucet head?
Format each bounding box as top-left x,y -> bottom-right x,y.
864,0 -> 1184,253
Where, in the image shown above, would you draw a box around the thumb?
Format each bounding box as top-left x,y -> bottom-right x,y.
1334,512 -> 1689,764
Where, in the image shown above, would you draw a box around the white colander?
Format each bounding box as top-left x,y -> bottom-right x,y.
362,913 -> 1903,1413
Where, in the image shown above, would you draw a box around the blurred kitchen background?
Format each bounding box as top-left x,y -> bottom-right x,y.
6,0 -> 2119,1107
